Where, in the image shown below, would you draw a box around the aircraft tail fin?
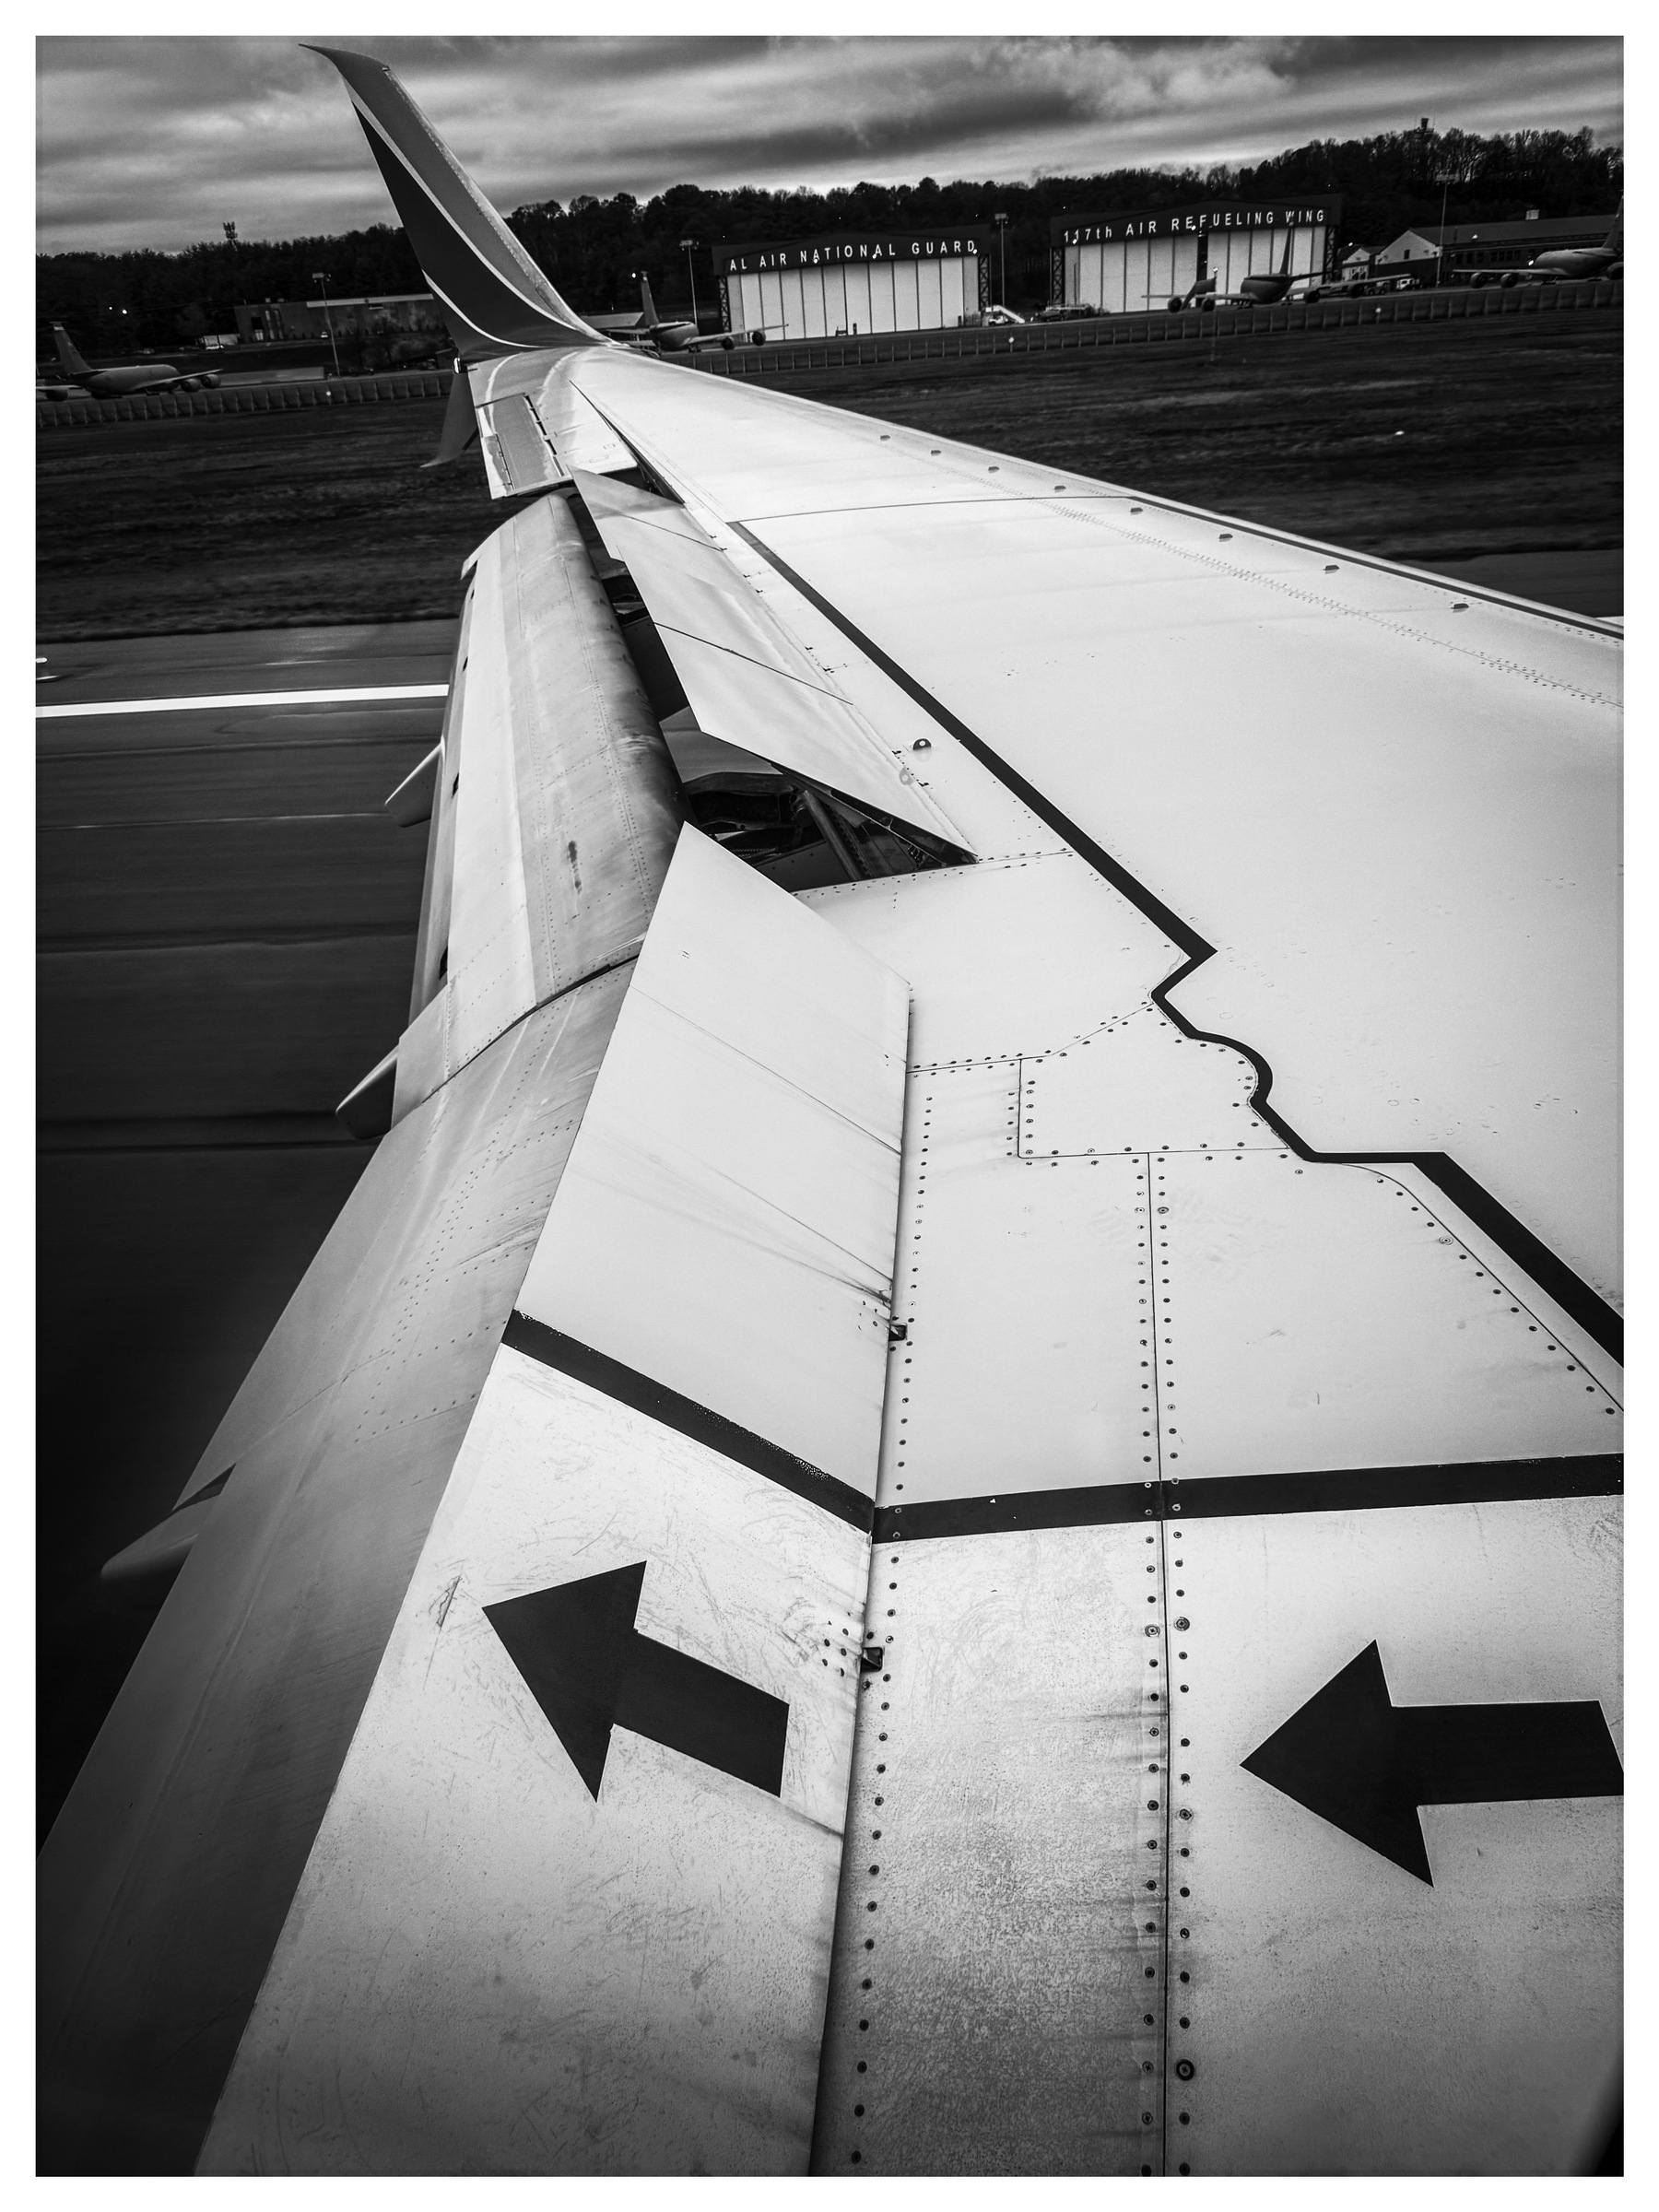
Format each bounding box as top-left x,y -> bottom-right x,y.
1604,199 -> 1623,250
306,46 -> 603,361
52,323 -> 90,377
641,272 -> 659,328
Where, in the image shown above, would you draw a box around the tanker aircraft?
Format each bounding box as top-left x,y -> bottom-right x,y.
1530,204 -> 1623,281
637,272 -> 738,352
38,44 -> 1622,2181
41,322 -> 221,398
1161,229 -> 1327,310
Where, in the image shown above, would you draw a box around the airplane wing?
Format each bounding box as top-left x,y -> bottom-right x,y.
38,50 -> 1622,2179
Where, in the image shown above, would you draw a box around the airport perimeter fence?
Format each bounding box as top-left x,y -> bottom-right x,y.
685,274 -> 1623,379
38,276 -> 1619,426
37,368 -> 452,429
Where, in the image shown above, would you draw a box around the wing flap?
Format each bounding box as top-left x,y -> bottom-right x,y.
472,355 -> 640,482
412,487 -> 682,1100
517,824 -> 910,1490
574,468 -> 969,853
199,828 -> 911,2173
476,393 -> 560,496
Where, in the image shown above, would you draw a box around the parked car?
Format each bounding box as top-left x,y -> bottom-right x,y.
1032,303 -> 1107,322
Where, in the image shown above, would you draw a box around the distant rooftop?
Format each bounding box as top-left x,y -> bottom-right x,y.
1398,214 -> 1616,247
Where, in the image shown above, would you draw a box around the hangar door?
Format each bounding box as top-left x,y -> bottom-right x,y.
729,256 -> 982,339
1065,220 -> 1329,312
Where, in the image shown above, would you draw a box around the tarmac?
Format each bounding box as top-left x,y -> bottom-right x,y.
1416,547 -> 1620,618
37,622 -> 450,1839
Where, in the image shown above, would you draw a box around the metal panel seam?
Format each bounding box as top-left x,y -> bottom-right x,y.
720,523 -> 1622,1366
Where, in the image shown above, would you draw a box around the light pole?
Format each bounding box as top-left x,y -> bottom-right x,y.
679,238 -> 700,332
1435,157 -> 1452,288
994,212 -> 1008,307
312,269 -> 341,379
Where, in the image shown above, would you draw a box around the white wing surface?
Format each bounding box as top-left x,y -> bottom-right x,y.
201,830 -> 906,2173
37,49 -> 1620,2180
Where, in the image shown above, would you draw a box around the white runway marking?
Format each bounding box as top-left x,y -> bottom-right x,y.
38,683 -> 450,720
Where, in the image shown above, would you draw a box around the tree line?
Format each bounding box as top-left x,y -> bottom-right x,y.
39,123 -> 1620,356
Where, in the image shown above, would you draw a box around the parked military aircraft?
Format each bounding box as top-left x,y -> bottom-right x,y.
1529,204 -> 1623,282
38,44 -> 1621,2181
638,273 -> 737,352
41,322 -> 221,399
1163,229 -> 1328,311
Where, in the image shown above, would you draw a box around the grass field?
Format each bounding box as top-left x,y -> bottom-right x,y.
38,309 -> 1620,640
767,311 -> 1622,566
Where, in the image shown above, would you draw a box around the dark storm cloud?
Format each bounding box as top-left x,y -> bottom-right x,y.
37,35 -> 1623,255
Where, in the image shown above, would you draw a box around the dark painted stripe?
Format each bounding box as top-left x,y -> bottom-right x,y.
876,1481 -> 1154,1542
501,1311 -> 875,1532
1411,1156 -> 1622,1364
1172,1453 -> 1623,1521
874,1454 -> 1622,1543
728,520 -> 1210,964
730,524 -> 1623,1367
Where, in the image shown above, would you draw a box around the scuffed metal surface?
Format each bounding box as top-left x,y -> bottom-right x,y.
202,1359 -> 870,2175
203,831 -> 911,2173
815,1527 -> 1168,2174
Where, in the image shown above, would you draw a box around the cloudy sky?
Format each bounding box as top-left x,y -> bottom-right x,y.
37,32 -> 1623,255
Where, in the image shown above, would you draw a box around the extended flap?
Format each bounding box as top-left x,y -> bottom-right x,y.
200,827 -> 911,2175
575,468 -> 968,852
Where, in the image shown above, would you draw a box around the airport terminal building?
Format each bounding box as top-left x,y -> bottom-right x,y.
717,229 -> 990,341
1052,196 -> 1341,312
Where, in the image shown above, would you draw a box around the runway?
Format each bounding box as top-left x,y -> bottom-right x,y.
38,621 -> 450,1838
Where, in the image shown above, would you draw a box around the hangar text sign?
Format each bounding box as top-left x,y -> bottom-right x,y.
718,231 -> 984,276
1055,200 -> 1335,246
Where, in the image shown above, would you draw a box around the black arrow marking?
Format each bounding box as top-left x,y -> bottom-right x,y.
1241,1641 -> 1623,1883
484,1561 -> 789,1800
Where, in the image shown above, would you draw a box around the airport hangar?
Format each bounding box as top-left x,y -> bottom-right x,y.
1053,195 -> 1341,312
717,228 -> 990,341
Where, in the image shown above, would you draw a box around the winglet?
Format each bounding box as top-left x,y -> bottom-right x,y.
306,45 -> 603,361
